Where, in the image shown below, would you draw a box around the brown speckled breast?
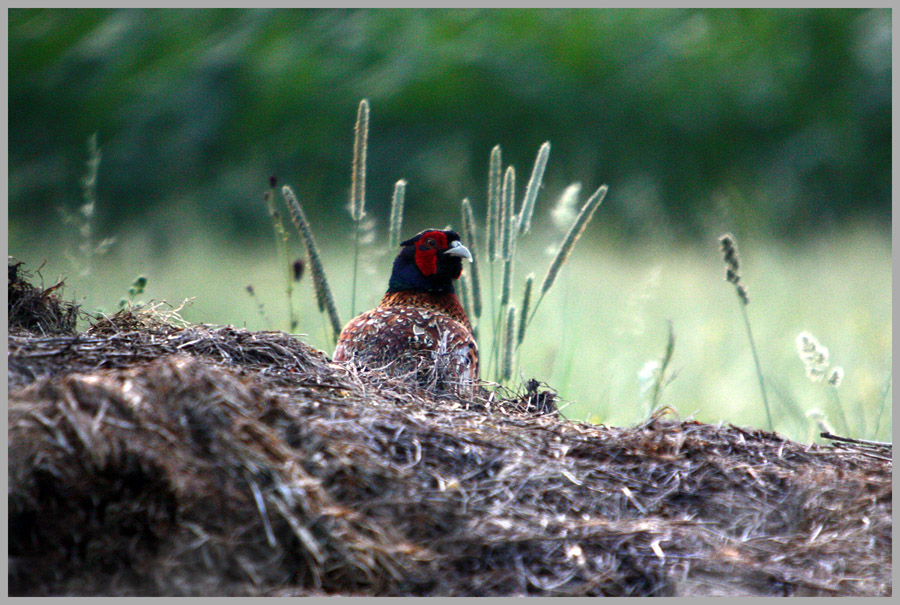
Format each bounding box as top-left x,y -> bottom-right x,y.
333,293 -> 478,394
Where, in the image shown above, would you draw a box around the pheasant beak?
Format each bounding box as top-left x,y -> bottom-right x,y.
444,241 -> 473,262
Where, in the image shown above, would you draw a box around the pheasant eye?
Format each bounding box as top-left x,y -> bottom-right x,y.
423,237 -> 437,248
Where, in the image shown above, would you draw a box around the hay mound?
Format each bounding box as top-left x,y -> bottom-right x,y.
7,267 -> 892,596
8,258 -> 79,335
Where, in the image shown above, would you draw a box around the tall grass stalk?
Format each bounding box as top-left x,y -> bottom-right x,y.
487,145 -> 502,262
739,305 -> 772,430
826,368 -> 851,436
62,133 -> 115,277
501,305 -> 517,381
460,198 -> 482,321
78,133 -> 102,276
500,166 -> 515,263
499,166 -> 517,309
517,274 -> 534,348
872,371 -> 892,440
500,258 -> 515,310
245,285 -> 271,326
471,145 -> 607,383
496,255 -> 514,378
650,321 -> 676,411
485,145 -> 503,358
349,99 -> 370,318
529,184 -> 608,326
459,271 -> 472,323
388,179 -> 406,250
797,332 -> 850,435
491,166 -> 517,378
264,177 -> 299,331
282,184 -> 342,343
517,141 -> 550,235
719,233 -> 773,431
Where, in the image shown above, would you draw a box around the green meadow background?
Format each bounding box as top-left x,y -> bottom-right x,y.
8,8 -> 892,441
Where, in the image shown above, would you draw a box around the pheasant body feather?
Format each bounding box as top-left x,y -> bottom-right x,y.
333,229 -> 478,394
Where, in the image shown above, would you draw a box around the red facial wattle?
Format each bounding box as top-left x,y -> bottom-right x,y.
414,231 -> 449,276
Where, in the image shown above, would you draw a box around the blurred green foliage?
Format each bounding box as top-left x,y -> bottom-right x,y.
8,8 -> 891,250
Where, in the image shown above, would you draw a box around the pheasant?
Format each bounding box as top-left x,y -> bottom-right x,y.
333,229 -> 478,394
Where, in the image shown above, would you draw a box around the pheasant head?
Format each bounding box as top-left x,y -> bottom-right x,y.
388,229 -> 473,295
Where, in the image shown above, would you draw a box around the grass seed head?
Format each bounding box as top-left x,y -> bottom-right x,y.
517,274 -> 534,347
718,233 -> 749,304
517,141 -> 550,235
827,367 -> 844,388
282,184 -> 342,340
388,179 -> 407,250
540,184 -> 607,297
501,166 -> 516,261
796,331 -> 830,382
501,305 -> 516,381
500,256 -> 514,309
487,145 -> 502,261
350,99 -> 370,222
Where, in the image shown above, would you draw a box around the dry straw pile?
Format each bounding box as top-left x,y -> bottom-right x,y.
7,261 -> 892,596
